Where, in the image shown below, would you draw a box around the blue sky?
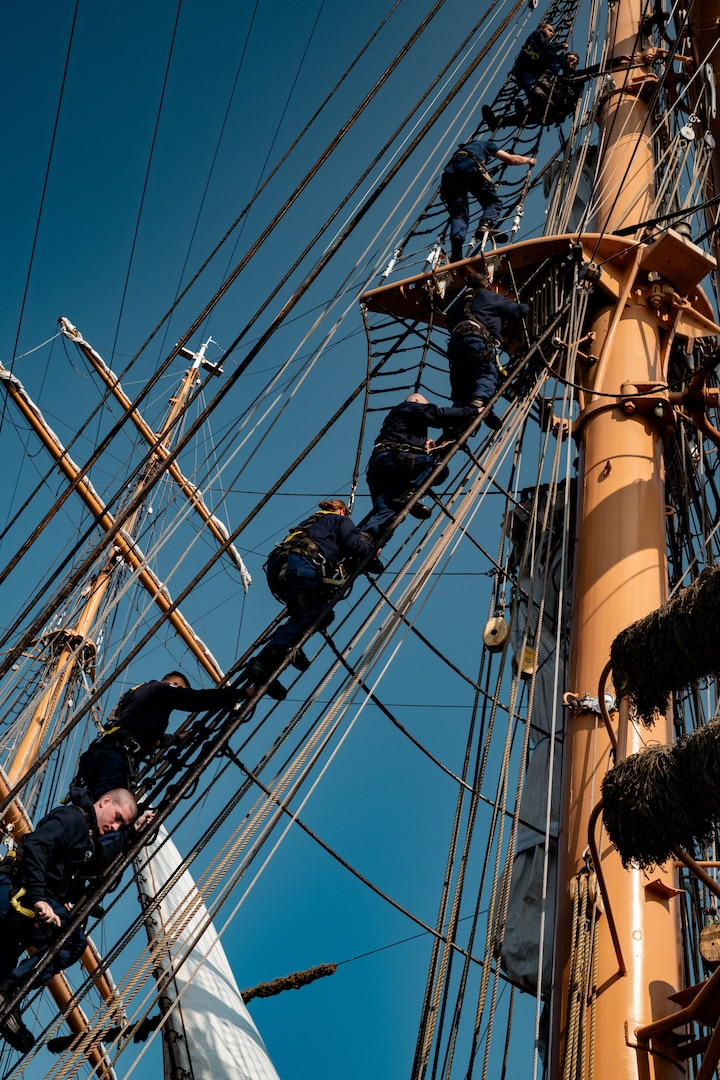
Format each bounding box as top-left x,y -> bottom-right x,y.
0,2 -> 561,1077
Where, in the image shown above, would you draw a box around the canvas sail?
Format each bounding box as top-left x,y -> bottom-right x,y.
136,827 -> 280,1080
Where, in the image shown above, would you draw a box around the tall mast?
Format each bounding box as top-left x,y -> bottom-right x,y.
552,0 -> 706,1076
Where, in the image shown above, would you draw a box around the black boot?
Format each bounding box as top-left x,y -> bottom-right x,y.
244,648 -> 288,702
476,221 -> 509,245
450,237 -> 464,262
482,104 -> 499,129
0,981 -> 35,1054
290,647 -> 310,673
471,398 -> 502,430
514,99 -> 529,123
394,488 -> 432,520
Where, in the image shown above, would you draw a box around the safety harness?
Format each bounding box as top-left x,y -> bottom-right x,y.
451,291 -> 502,350
0,850 -> 36,919
368,438 -> 428,486
96,684 -> 144,758
451,144 -> 495,187
0,808 -> 97,920
266,511 -> 347,597
515,42 -> 543,68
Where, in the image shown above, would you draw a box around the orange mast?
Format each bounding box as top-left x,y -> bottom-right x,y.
358,2 -> 720,1071
552,1 -> 710,1076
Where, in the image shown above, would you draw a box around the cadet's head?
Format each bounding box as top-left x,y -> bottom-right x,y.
161,671 -> 191,689
465,270 -> 491,290
94,789 -> 138,835
540,22 -> 554,37
405,393 -> 429,405
566,52 -> 579,68
319,498 -> 350,517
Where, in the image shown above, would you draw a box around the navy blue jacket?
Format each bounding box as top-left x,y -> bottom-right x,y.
455,138 -> 499,168
447,288 -> 529,340
297,511 -> 374,570
514,28 -> 564,74
113,679 -> 242,755
375,401 -> 478,449
17,804 -> 131,907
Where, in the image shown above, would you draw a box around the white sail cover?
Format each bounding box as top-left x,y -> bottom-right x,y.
143,827 -> 281,1080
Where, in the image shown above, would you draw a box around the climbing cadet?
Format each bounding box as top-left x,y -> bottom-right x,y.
440,138 -> 536,262
527,50 -> 583,121
512,22 -> 568,98
445,270 -> 529,425
362,394 -> 480,540
483,53 -> 584,130
71,672 -> 246,800
0,789 -> 152,1052
244,499 -> 382,700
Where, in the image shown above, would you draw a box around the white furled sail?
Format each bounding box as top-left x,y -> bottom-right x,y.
136,827 -> 280,1080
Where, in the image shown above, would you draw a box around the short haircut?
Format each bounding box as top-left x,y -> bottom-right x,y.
101,788 -> 139,819
161,670 -> 191,687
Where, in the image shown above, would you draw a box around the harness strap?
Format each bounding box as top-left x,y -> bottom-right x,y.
270,511 -> 335,570
373,439 -> 424,456
453,147 -> 494,186
97,725 -> 142,757
105,682 -> 144,732
10,886 -> 35,920
452,318 -> 501,349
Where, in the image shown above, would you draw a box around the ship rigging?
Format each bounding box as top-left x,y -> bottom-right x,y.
4,0 -> 720,1077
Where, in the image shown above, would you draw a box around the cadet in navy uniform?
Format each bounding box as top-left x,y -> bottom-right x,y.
245,499 -> 381,698
363,394 -> 479,539
512,22 -> 567,96
440,138 -> 536,262
0,788 -> 149,1052
445,271 -> 529,421
483,52 -> 585,129
72,672 -> 245,799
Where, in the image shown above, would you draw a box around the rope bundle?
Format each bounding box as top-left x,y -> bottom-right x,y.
610,562 -> 720,726
601,719 -> 720,869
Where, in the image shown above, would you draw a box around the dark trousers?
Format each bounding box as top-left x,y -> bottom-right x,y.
0,877 -> 87,989
264,553 -> 335,654
440,157 -> 502,245
447,335 -> 499,405
76,740 -> 134,800
364,449 -> 448,538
